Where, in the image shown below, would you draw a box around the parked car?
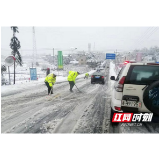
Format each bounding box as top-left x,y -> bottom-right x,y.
110,62 -> 159,122
91,71 -> 105,84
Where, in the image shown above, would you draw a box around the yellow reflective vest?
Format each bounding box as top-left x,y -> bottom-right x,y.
45,73 -> 56,87
85,73 -> 89,77
67,71 -> 78,83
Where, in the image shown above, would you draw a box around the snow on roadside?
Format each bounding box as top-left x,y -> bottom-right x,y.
1,70 -> 95,96
108,61 -> 117,95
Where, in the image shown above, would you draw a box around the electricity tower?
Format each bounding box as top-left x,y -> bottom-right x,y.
32,26 -> 37,67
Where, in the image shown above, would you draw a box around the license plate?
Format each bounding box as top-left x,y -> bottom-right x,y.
95,76 -> 100,78
121,100 -> 142,108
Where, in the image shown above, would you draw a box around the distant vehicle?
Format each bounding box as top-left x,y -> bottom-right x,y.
91,71 -> 105,84
99,67 -> 104,70
110,62 -> 159,122
70,60 -> 79,64
96,67 -> 104,72
124,60 -> 136,64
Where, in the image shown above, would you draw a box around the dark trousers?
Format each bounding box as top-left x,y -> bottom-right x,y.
45,82 -> 53,95
69,81 -> 75,91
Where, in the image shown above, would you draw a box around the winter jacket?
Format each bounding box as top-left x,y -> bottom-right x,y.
85,73 -> 89,77
45,73 -> 56,87
67,71 -> 78,83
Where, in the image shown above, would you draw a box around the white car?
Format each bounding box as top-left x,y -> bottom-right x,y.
110,62 -> 159,122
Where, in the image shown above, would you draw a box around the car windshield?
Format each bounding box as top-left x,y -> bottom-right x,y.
126,65 -> 159,85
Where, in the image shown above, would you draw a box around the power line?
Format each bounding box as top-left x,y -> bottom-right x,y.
134,27 -> 155,48
137,27 -> 155,44
137,27 -> 158,48
143,27 -> 158,40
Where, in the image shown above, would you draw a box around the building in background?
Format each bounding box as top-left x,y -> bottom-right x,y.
136,52 -> 142,62
88,43 -> 91,54
79,55 -> 87,65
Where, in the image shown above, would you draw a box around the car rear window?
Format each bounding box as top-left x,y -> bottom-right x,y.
125,65 -> 159,85
93,72 -> 104,76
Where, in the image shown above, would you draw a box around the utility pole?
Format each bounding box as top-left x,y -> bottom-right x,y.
116,49 -> 117,65
53,48 -> 54,67
114,49 -> 118,73
32,26 -> 37,67
8,66 -> 11,85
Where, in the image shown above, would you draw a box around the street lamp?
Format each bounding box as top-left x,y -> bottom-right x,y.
71,47 -> 77,54
70,48 -> 77,60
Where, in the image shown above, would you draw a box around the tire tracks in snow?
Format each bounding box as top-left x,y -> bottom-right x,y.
1,78 -> 104,133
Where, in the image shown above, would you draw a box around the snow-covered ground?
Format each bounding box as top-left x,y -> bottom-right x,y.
1,61 -> 159,133
108,61 -> 117,92
1,69 -> 110,133
2,63 -> 91,84
1,70 -> 95,96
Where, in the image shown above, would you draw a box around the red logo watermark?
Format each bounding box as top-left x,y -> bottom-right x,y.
112,113 -> 133,122
112,113 -> 153,122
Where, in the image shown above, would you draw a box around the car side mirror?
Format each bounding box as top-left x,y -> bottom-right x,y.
110,76 -> 115,80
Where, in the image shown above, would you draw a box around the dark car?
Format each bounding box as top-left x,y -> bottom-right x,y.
91,72 -> 105,84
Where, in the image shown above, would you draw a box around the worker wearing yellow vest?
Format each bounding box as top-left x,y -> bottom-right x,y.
67,71 -> 80,92
84,73 -> 89,79
44,73 -> 56,95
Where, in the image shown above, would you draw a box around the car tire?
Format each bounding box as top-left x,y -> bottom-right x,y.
143,81 -> 159,115
110,108 -> 119,126
110,108 -> 114,121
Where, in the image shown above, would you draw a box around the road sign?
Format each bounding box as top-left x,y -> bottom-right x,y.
30,68 -> 37,80
58,51 -> 63,69
106,53 -> 116,59
5,56 -> 16,66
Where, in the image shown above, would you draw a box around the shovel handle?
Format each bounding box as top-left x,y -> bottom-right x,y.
75,84 -> 81,92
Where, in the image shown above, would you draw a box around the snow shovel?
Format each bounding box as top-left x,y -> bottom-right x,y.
75,84 -> 82,93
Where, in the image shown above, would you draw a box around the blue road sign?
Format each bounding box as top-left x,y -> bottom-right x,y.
30,68 -> 37,80
106,53 -> 116,59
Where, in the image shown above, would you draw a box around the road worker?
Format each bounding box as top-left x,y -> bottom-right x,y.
44,73 -> 56,95
67,71 -> 80,92
84,73 -> 89,79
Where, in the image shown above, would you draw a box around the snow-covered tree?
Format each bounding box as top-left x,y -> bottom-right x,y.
10,26 -> 22,84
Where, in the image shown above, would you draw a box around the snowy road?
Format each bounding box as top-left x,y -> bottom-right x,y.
1,65 -> 159,133
1,68 -> 111,133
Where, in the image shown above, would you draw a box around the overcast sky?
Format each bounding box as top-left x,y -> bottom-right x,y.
1,26 -> 159,55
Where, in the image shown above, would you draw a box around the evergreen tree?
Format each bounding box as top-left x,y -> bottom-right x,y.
10,26 -> 22,84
